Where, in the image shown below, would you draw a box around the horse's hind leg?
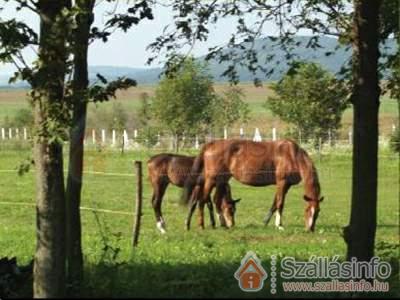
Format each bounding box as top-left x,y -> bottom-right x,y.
264,196 -> 277,225
206,197 -> 216,228
273,181 -> 290,230
152,181 -> 168,234
185,190 -> 198,230
198,201 -> 206,229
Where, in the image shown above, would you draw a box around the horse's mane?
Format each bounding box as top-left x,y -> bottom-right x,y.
294,145 -> 321,198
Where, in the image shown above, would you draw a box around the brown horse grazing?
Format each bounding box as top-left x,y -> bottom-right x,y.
147,153 -> 239,233
183,139 -> 324,232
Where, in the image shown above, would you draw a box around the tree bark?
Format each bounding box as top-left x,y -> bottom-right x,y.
33,0 -> 70,297
65,0 -> 95,292
344,0 -> 382,261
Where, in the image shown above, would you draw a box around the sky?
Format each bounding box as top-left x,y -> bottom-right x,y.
0,1 -> 308,75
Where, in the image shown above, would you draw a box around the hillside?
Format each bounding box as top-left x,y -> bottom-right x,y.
0,36 -> 396,87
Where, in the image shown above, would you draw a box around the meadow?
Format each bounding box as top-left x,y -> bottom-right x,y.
0,84 -> 398,138
0,144 -> 398,298
0,85 -> 398,297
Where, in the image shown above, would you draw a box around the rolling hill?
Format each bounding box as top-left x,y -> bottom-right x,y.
0,36 -> 396,88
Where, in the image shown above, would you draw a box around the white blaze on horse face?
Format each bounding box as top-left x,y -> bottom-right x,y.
222,209 -> 234,228
216,212 -> 226,226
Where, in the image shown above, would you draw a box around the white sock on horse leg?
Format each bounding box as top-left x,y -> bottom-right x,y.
275,212 -> 281,227
157,221 -> 166,234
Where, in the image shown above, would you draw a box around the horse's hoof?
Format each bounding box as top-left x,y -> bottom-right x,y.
277,226 -> 285,231
185,223 -> 190,231
156,222 -> 167,234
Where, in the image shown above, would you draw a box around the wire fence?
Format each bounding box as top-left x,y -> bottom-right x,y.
0,125 -> 397,219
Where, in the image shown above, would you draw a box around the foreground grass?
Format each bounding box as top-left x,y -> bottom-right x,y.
0,146 -> 398,298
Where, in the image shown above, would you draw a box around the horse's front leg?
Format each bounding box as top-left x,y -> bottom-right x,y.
185,187 -> 199,230
185,196 -> 198,231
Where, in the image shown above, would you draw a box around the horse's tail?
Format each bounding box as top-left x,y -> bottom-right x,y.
180,146 -> 206,206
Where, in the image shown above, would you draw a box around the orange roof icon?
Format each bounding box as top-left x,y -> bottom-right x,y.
234,251 -> 268,292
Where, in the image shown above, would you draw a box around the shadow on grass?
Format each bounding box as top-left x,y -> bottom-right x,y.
81,258 -> 400,299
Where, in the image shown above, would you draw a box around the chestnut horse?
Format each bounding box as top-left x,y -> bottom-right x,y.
147,153 -> 239,233
183,139 -> 324,231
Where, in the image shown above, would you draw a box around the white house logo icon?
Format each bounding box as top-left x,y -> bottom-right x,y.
234,251 -> 268,292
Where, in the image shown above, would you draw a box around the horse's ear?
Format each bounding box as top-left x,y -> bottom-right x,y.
319,197 -> 324,202
233,198 -> 241,204
303,195 -> 312,202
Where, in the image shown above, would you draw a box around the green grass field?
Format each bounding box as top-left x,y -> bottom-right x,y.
0,145 -> 398,298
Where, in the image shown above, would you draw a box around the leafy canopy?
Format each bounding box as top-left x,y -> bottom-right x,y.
210,86 -> 250,131
266,62 -> 349,143
152,57 -> 216,137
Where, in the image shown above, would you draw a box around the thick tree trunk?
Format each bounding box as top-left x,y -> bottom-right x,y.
66,0 -> 95,292
33,0 -> 69,297
344,0 -> 382,261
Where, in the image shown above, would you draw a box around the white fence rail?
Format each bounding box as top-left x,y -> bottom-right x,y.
0,125 -> 396,151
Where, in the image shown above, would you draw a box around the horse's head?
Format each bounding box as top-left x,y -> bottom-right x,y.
304,195 -> 324,232
220,198 -> 241,228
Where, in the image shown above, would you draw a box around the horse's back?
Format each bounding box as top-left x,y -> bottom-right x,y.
147,153 -> 195,187
201,139 -> 302,186
168,155 -> 195,187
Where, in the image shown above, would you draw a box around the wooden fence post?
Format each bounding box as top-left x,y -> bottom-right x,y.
253,128 -> 262,142
348,129 -> 352,145
92,129 -> 96,144
239,127 -> 244,139
112,130 -> 116,146
132,161 -> 143,247
328,129 -> 332,147
123,130 -> 129,151
101,129 -> 106,144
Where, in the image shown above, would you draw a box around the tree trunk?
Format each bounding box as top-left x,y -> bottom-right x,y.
33,0 -> 69,297
343,0 -> 382,261
66,0 -> 95,292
